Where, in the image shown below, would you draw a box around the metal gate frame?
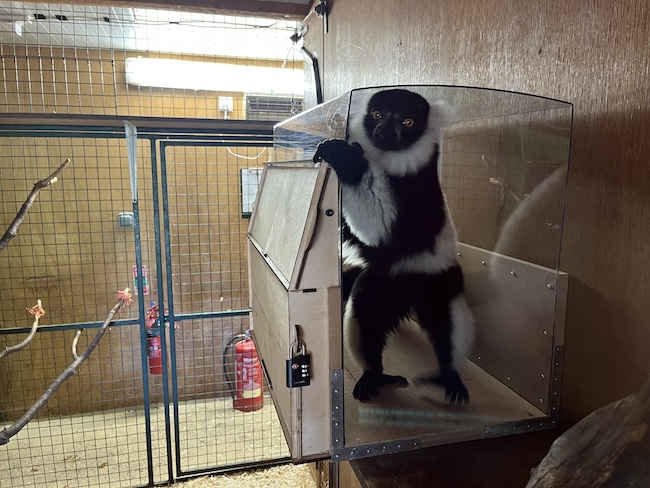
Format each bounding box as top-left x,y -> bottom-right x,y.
0,114 -> 279,487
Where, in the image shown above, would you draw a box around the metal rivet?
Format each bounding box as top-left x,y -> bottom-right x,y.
507,376 -> 511,381
510,271 -> 517,277
457,252 -> 462,257
546,283 -> 555,290
481,260 -> 487,266
478,356 -> 482,360
543,330 -> 548,336
325,209 -> 334,216
541,374 -> 545,379
539,398 -> 544,403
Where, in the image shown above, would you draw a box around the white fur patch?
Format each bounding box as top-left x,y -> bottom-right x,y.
342,165 -> 397,246
347,102 -> 445,177
342,239 -> 367,268
344,297 -> 369,370
449,295 -> 474,369
390,216 -> 458,275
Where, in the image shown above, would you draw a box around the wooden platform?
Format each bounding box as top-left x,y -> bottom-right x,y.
343,321 -> 546,448
340,429 -> 558,488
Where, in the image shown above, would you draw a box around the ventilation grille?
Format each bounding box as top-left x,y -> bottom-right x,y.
246,95 -> 304,122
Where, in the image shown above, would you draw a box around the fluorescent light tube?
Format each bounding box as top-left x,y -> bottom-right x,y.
125,57 -> 303,95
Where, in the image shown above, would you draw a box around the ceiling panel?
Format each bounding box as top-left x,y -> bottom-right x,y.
0,1 -> 301,59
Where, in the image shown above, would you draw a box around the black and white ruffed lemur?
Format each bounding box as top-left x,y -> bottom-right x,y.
313,88 -> 474,404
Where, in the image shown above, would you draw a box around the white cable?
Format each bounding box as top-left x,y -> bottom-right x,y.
226,147 -> 267,160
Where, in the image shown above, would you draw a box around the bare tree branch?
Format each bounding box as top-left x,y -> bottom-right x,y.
0,288 -> 132,446
0,300 -> 45,361
71,329 -> 82,360
0,158 -> 71,254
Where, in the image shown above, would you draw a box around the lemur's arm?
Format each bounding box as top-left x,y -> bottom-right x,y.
313,139 -> 367,185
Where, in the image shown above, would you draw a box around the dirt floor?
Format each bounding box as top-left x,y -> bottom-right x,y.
0,396 -> 309,488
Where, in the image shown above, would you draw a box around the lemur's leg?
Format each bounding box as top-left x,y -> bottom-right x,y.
346,268 -> 410,401
411,272 -> 473,404
342,266 -> 363,302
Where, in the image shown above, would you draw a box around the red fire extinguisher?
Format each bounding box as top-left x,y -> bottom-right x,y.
225,330 -> 264,412
145,302 -> 163,375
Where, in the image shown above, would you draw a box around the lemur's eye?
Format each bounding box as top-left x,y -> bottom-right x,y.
371,110 -> 382,120
402,118 -> 415,128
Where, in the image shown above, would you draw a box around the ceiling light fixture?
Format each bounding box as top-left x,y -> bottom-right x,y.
125,57 -> 303,95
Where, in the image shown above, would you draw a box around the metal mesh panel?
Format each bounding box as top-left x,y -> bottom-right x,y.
1,3 -> 302,486
163,143 -> 289,474
164,144 -> 265,315
0,135 -> 167,487
0,3 -> 304,120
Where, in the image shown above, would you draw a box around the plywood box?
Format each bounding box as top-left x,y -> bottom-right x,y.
248,86 -> 572,463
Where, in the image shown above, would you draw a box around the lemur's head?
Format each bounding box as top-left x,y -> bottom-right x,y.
362,89 -> 430,151
347,88 -> 444,177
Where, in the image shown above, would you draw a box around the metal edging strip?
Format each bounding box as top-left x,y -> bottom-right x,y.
158,141 -> 184,477
150,137 -> 176,483
126,122 -> 156,486
330,370 -> 421,462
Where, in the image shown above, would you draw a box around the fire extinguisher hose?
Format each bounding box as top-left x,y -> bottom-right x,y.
223,333 -> 247,401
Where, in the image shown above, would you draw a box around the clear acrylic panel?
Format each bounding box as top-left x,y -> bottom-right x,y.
274,85 -> 572,271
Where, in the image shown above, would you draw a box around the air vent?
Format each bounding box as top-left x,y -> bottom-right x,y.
245,95 -> 304,122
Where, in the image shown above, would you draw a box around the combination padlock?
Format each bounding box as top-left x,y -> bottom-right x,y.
286,341 -> 311,388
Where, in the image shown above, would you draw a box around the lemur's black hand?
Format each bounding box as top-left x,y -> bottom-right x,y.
313,139 -> 367,185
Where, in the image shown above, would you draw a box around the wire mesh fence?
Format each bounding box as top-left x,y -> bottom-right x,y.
1,1 -> 306,486
0,2 -> 305,119
0,134 -> 167,487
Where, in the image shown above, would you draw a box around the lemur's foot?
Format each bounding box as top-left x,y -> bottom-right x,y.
416,370 -> 469,404
353,371 -> 408,401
